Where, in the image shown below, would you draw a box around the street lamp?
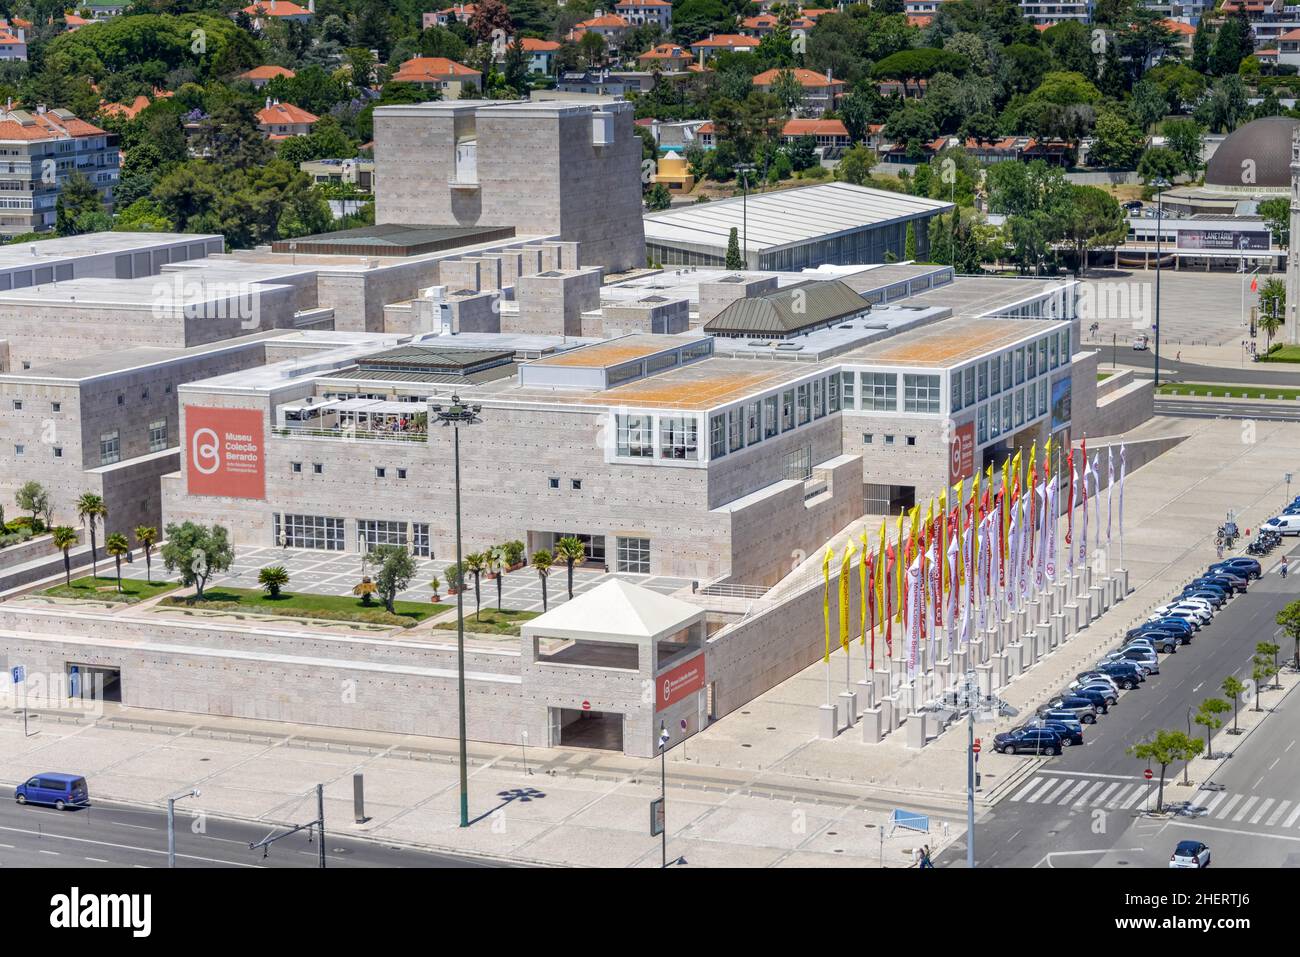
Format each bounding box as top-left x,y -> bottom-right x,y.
167,788 -> 200,868
947,671 -> 1018,868
1151,178 -> 1170,388
732,163 -> 755,267
431,393 -> 482,829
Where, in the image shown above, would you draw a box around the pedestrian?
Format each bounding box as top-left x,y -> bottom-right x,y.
1216,542 -> 1224,560
913,846 -> 923,868
921,845 -> 934,869
1176,351 -> 1181,362
1283,556 -> 1289,579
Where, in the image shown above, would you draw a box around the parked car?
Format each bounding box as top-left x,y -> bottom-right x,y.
1039,707 -> 1091,728
1130,622 -> 1191,646
1169,840 -> 1211,868
1190,573 -> 1245,595
1072,671 -> 1121,695
1105,648 -> 1159,674
1210,558 -> 1261,580
1069,686 -> 1113,712
1075,682 -> 1120,706
14,773 -> 88,810
1127,632 -> 1179,654
1043,695 -> 1100,723
994,727 -> 1063,755
1094,660 -> 1144,688
1262,515 -> 1300,536
1148,607 -> 1206,629
1186,577 -> 1233,597
1025,719 -> 1084,747
1181,587 -> 1225,608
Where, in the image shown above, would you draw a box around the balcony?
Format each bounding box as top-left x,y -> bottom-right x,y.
272,426 -> 427,444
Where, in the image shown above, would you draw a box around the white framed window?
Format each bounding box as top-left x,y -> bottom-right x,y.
903,374 -> 941,414
709,413 -> 726,457
359,519 -> 406,551
727,407 -> 744,452
861,372 -> 897,411
148,419 -> 168,452
278,514 -> 344,550
745,401 -> 761,445
763,395 -> 778,438
659,416 -> 698,460
616,413 -> 653,457
616,536 -> 650,573
840,371 -> 856,407
796,384 -> 810,425
412,522 -> 431,558
100,430 -> 120,465
781,389 -> 795,431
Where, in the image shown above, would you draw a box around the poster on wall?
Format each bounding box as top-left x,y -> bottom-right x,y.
948,420 -> 975,485
1051,377 -> 1072,430
185,406 -> 266,500
657,653 -> 705,711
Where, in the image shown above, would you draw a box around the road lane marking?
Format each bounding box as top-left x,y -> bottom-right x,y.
1034,771 -> 1141,780
1076,782 -> 1106,806
1269,758 -> 1281,771
1266,801 -> 1292,826
1250,798 -> 1275,824
38,850 -> 59,856
1121,786 -> 1147,809
1287,740 -> 1296,753
1233,796 -> 1259,822
1284,804 -> 1300,828
1060,781 -> 1090,804
113,822 -> 155,831
1026,779 -> 1060,803
1011,778 -> 1043,802
1215,795 -> 1243,819
1096,783 -> 1120,805
84,857 -> 108,863
0,824 -> 261,868
1203,792 -> 1228,815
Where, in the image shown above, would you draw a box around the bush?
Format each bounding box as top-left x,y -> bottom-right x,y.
502,540 -> 526,567
444,561 -> 464,590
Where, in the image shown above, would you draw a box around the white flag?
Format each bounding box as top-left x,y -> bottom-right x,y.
1006,500 -> 1020,613
1089,453 -> 1101,552
1034,480 -> 1048,591
1046,474 -> 1058,583
906,556 -> 922,679
1118,443 -> 1127,539
946,526 -> 959,631
960,521 -> 973,646
1107,445 -> 1115,546
1019,496 -> 1032,602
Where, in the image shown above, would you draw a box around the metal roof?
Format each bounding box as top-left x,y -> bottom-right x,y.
357,345 -> 514,370
270,223 -> 516,257
642,182 -> 953,253
703,279 -> 870,336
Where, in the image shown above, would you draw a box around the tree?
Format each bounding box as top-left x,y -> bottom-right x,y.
1136,147 -> 1181,185
1278,599 -> 1300,671
369,544 -> 416,614
1222,675 -> 1245,733
904,221 -> 916,261
76,492 -> 108,579
1195,76 -> 1248,134
1127,730 -> 1202,811
1191,18 -> 1212,75
503,37 -> 529,94
1258,197 -> 1290,248
1258,281 -> 1284,350
1062,185 -> 1126,275
1252,654 -> 1277,711
52,526 -> 78,587
15,481 -> 48,527
1210,12 -> 1254,77
836,145 -> 877,185
770,69 -> 804,116
1257,640 -> 1282,690
55,173 -> 104,237
644,182 -> 672,211
725,226 -> 744,269
353,576 -> 378,606
1129,79 -> 1167,133
532,549 -> 554,612
490,544 -> 507,611
469,0 -> 513,43
105,533 -> 129,592
1194,698 -> 1230,759
1162,118 -> 1204,177
161,522 -> 234,600
555,536 -> 587,600
1088,109 -> 1145,169
258,565 -> 290,599
463,551 -> 486,619
134,526 -> 157,584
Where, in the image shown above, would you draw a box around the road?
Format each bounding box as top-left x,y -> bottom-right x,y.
938,542 -> 1300,868
1101,351 -> 1297,385
0,792 -> 495,868
1156,399 -> 1300,422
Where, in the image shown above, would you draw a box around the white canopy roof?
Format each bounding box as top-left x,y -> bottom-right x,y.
522,579 -> 703,644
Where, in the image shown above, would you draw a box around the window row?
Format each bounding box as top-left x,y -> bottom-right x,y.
841,371 -> 940,414
973,379 -> 1050,444
708,375 -> 841,459
951,329 -> 1069,414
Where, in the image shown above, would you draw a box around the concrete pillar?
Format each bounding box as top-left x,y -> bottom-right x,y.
1006,643 -> 1024,677
857,678 -> 875,710
1025,633 -> 1040,666
1114,568 -> 1129,600
991,653 -> 1008,690
906,712 -> 928,749
818,703 -> 839,739
953,649 -> 969,675
976,663 -> 993,697
839,690 -> 858,729
1089,585 -> 1105,620
969,638 -> 986,666
1017,609 -> 1030,636
881,694 -> 899,732
1052,612 -> 1067,647
861,707 -> 883,743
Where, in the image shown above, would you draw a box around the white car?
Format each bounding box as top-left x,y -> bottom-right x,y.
1070,674 -> 1120,696
1150,604 -> 1210,626
1172,596 -> 1214,613
1170,840 -> 1211,868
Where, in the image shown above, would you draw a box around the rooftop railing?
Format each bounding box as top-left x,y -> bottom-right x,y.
272,425 -> 428,443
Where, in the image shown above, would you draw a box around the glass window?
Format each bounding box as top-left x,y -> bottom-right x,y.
1061,327 -> 1071,359
861,372 -> 897,411
781,389 -> 795,431
728,407 -> 744,452
1049,334 -> 1058,369
745,401 -> 762,445
977,404 -> 988,444
412,522 -> 431,558
1002,352 -> 1012,389
977,362 -> 988,401
1014,348 -> 1024,385
278,514 -> 344,551
840,371 -> 856,408
616,536 -> 650,574
1002,394 -> 1011,433
616,414 -> 653,457
359,519 -> 406,551
963,366 -> 975,407
148,419 -> 167,453
1038,337 -> 1048,374
989,401 -> 1001,439
903,374 -> 941,413
990,354 -> 1001,395
659,416 -> 698,460
1026,342 -> 1037,379
763,396 -> 778,438
709,413 -> 726,458
950,370 -> 962,412
100,430 -> 120,466
796,383 -> 810,425
827,375 -> 840,413
812,378 -> 824,419
1014,388 -> 1024,426
1038,378 -> 1048,416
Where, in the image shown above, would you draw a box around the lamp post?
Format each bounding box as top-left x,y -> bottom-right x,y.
732,163 -> 755,267
432,394 -> 482,829
167,788 -> 200,868
1151,178 -> 1170,388
950,671 -> 1017,868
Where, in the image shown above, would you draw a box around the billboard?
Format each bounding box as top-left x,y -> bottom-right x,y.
657,653 -> 705,711
948,420 -> 975,485
185,406 -> 266,500
1177,229 -> 1270,252
1051,377 -> 1072,430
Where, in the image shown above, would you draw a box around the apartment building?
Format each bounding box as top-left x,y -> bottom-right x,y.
0,107 -> 118,236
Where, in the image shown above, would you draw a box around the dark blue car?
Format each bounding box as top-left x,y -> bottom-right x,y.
1190,574 -> 1244,595
1095,660 -> 1144,688
15,773 -> 88,810
995,728 -> 1063,755
1181,587 -> 1225,608
1209,558 -> 1261,580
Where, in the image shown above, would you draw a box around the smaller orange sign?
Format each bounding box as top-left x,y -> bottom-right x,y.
657,653 -> 705,711
949,420 -> 975,485
186,406 -> 266,500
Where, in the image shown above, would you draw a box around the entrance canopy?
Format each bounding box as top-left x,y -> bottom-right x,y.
522,579 -> 704,646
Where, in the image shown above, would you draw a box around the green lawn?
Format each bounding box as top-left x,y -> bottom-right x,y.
1259,345 -> 1300,363
1097,372 -> 1112,381
42,576 -> 179,604
158,588 -> 448,628
1157,382 -> 1300,400
434,607 -> 540,636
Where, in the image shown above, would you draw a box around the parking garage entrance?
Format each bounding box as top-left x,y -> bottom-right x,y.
550,707 -> 625,751
67,664 -> 121,702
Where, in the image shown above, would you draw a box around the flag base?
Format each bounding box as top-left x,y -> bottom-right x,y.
838,690 -> 858,729
818,703 -> 839,740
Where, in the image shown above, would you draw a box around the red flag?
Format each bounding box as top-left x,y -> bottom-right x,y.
1251,275 -> 1258,293
1065,447 -> 1075,547
866,552 -> 877,669
884,542 -> 895,656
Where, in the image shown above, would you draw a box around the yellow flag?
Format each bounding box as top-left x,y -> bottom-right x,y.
839,545 -> 853,652
1044,435 -> 1053,479
1001,456 -> 1011,557
985,463 -> 994,502
1012,449 -> 1023,493
971,468 -> 981,559
822,547 -> 833,664
1028,440 -> 1037,488
877,518 -> 888,618
895,509 -> 906,623
859,529 -> 869,642
938,486 -> 947,595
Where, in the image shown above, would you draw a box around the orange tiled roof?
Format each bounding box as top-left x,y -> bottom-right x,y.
240,65 -> 297,81
640,43 -> 688,59
691,33 -> 760,48
576,13 -> 628,28
1158,18 -> 1196,35
391,56 -> 481,82
752,67 -> 843,87
243,1 -> 312,16
520,37 -> 560,51
782,118 -> 849,136
100,95 -> 153,120
257,101 -> 318,125
0,111 -> 105,141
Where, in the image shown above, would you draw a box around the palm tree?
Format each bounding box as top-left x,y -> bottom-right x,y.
75,493 -> 107,579
52,526 -> 78,586
463,551 -> 486,620
429,574 -> 442,601
258,565 -> 290,599
353,576 -> 378,606
104,532 -> 129,593
491,543 -> 508,610
134,526 -> 158,583
555,536 -> 587,600
532,549 -> 554,611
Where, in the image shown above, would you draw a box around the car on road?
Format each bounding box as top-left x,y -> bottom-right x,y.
1105,647 -> 1159,674
1074,682 -> 1120,706
1044,695 -> 1101,723
1039,708 -> 1091,728
1133,617 -> 1195,641
1180,587 -> 1225,608
1072,671 -> 1121,695
1190,573 -> 1245,594
1126,632 -> 1179,654
14,773 -> 88,810
1132,334 -> 1149,351
1209,558 -> 1261,580
1169,840 -> 1211,868
1094,660 -> 1144,688
1263,515 -> 1300,536
1024,719 -> 1084,747
994,728 -> 1063,755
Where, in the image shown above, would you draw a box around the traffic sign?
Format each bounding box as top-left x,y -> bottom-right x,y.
11,665 -> 24,684
581,700 -> 590,711
1144,768 -> 1153,780
972,742 -> 981,754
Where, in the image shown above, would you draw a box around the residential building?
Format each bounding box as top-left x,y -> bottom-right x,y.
241,0 -> 315,26
239,65 -> 296,88
638,42 -> 693,71
515,37 -> 561,74
0,24 -> 26,61
424,3 -> 476,28
752,67 -> 845,115
689,33 -> 761,61
782,118 -> 851,150
390,56 -> 483,97
299,157 -> 375,192
86,1 -> 128,18
614,0 -> 672,30
256,100 -> 319,139
568,11 -> 631,48
651,150 -> 694,193
1018,0 -> 1092,25
0,107 -> 118,237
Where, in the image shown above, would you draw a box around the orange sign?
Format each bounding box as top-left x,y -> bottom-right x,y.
657,653 -> 705,710
185,406 -> 266,500
949,420 -> 975,485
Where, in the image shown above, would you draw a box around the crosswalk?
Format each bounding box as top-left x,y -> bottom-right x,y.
1008,773 -> 1300,830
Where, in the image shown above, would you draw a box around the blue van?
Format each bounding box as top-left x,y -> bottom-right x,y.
15,773 -> 88,810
